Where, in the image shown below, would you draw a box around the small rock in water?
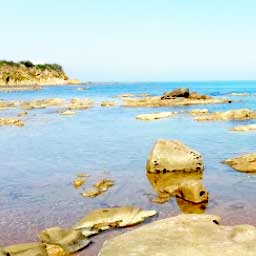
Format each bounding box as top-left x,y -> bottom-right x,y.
101,101 -> 116,107
73,177 -> 86,188
230,124 -> 256,132
136,112 -> 176,121
223,153 -> 256,173
60,110 -> 75,116
81,179 -> 114,198
188,109 -> 208,115
0,118 -> 24,127
4,243 -> 47,256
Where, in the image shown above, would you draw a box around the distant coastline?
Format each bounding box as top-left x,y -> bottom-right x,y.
0,60 -> 80,87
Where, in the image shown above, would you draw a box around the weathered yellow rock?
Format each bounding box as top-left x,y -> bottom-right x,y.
0,246 -> 6,256
223,153 -> 256,173
17,111 -> 28,117
0,101 -> 16,110
176,198 -> 208,214
73,177 -> 85,188
188,109 -> 209,115
0,118 -> 24,127
60,110 -> 75,116
45,244 -> 67,256
81,179 -> 114,198
195,109 -> 256,121
38,227 -> 90,254
73,207 -> 157,233
98,214 -> 256,256
4,243 -> 47,256
101,101 -> 116,107
146,139 -> 203,174
230,124 -> 256,132
136,112 -> 176,121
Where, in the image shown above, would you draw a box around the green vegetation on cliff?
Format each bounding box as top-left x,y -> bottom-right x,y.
0,60 -> 69,86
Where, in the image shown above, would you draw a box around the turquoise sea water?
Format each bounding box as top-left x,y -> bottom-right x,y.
0,81 -> 256,253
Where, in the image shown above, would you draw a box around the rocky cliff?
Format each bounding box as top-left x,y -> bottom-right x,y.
0,60 -> 79,86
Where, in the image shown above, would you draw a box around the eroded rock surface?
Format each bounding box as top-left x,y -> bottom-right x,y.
20,98 -> 64,110
136,112 -> 176,121
73,207 -> 157,235
99,214 -> 256,256
146,139 -> 203,174
195,109 -> 256,121
224,153 -> 256,173
101,101 -> 116,107
38,227 -> 90,254
230,124 -> 256,132
67,98 -> 94,110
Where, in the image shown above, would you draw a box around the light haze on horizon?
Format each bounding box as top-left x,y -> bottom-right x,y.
1,0 -> 256,82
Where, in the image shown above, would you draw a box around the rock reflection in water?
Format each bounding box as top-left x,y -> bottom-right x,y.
147,171 -> 208,213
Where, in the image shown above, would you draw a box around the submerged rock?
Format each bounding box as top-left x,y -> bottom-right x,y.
38,227 -> 90,254
223,153 -> 256,173
188,108 -> 209,115
230,124 -> 256,132
81,179 -> 114,198
20,98 -> 64,110
60,110 -> 75,116
68,98 -> 94,110
73,207 -> 157,234
4,243 -> 47,256
136,111 -> 176,121
0,118 -> 24,127
73,177 -> 86,188
195,109 -> 256,121
101,101 -> 116,107
98,214 -> 256,256
146,139 -> 203,174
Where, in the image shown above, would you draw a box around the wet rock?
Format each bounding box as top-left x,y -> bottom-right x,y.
161,88 -> 190,99
98,214 -> 256,256
60,110 -> 75,116
17,111 -> 28,117
73,207 -> 157,234
146,139 -> 203,174
188,109 -> 209,115
4,242 -> 47,256
230,124 -> 256,132
176,198 -> 208,213
81,179 -> 114,198
223,153 -> 256,173
68,98 -> 94,110
189,92 -> 211,100
38,227 -> 90,254
0,118 -> 24,127
195,109 -> 256,121
136,111 -> 176,120
101,101 -> 116,107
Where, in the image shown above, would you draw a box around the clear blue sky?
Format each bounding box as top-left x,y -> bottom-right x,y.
1,0 -> 256,81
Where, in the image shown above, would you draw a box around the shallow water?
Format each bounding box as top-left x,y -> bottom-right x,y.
0,81 -> 256,254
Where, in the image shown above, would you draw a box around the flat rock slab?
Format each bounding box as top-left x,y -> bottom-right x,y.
230,124 -> 256,132
99,214 -> 256,256
224,153 -> 256,173
146,139 -> 203,173
136,112 -> 176,120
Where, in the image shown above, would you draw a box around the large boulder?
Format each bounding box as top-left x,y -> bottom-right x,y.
223,153 -> 256,173
146,140 -> 203,174
99,214 -> 256,256
162,88 -> 190,99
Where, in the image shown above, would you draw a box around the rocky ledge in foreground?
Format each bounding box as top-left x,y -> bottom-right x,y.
0,60 -> 80,86
99,214 -> 256,256
223,153 -> 256,173
122,87 -> 230,107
